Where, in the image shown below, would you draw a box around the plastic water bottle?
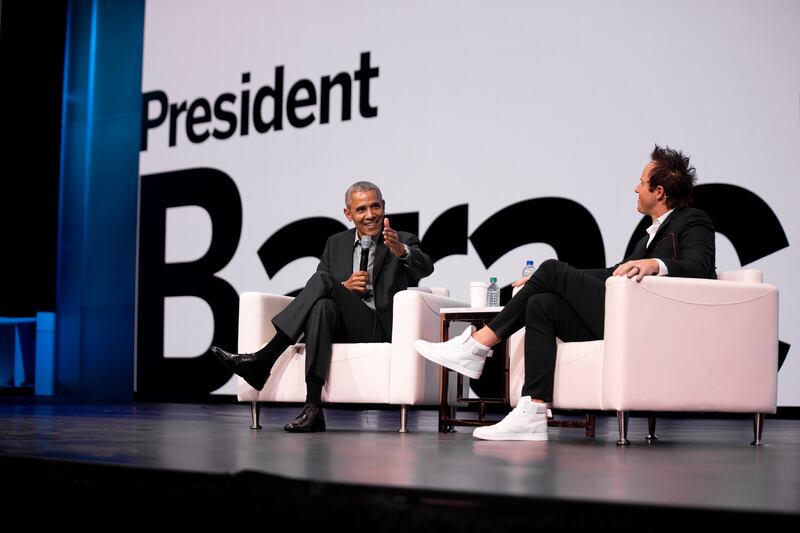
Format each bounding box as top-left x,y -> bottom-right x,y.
522,260 -> 536,278
486,277 -> 500,307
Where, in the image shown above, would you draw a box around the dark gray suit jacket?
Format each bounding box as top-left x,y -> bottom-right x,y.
316,228 -> 434,337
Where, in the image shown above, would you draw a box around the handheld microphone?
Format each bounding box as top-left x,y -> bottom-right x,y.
359,235 -> 372,273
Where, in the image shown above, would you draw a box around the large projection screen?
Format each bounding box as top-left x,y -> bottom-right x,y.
137,0 -> 799,406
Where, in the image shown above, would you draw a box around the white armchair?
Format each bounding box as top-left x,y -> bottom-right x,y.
236,288 -> 468,431
507,270 -> 779,445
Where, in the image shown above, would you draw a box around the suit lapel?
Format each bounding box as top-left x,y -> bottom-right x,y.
338,229 -> 357,277
646,210 -> 678,251
372,235 -> 389,282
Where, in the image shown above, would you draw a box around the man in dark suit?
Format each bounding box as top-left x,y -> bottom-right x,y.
414,145 -> 716,441
213,181 -> 434,432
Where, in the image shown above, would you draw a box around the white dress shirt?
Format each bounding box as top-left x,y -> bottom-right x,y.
645,209 -> 674,276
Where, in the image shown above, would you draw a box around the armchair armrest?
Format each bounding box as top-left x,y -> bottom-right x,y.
602,276 -> 779,413
388,290 -> 469,404
237,292 -> 294,353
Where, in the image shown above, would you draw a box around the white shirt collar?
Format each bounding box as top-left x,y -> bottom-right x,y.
353,230 -> 378,245
646,209 -> 674,246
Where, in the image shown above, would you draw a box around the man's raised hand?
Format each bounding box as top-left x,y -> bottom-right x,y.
382,217 -> 407,257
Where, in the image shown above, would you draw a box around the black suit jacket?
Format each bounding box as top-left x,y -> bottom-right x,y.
588,207 -> 716,280
316,228 -> 434,337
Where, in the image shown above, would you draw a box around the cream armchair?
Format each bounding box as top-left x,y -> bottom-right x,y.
236,288 -> 468,431
507,270 -> 779,445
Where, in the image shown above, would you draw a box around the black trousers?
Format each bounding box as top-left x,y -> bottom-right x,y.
487,259 -> 606,402
271,271 -> 387,383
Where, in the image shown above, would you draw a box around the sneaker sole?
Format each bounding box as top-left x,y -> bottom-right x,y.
473,431 -> 548,441
413,341 -> 483,380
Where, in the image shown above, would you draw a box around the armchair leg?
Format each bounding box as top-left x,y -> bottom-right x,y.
399,405 -> 409,433
751,413 -> 765,446
646,416 -> 658,443
616,411 -> 630,446
585,414 -> 596,438
250,401 -> 262,429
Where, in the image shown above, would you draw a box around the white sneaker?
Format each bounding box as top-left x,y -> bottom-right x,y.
413,326 -> 492,379
473,396 -> 548,441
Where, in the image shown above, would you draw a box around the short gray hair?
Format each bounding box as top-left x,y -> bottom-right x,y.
345,181 -> 383,207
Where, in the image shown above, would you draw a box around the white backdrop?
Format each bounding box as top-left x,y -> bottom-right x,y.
139,0 -> 799,405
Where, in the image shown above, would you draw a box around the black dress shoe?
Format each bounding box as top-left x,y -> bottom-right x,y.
283,403 -> 326,433
210,346 -> 268,391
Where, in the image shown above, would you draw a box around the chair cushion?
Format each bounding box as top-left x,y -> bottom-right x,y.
508,329 -> 604,409
552,340 -> 605,409
248,343 -> 393,403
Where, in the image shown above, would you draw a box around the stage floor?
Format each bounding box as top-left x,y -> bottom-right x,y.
1,401 -> 798,527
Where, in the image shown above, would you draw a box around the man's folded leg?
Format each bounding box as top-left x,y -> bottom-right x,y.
283,284 -> 385,433
283,299 -> 340,433
211,271 -> 347,391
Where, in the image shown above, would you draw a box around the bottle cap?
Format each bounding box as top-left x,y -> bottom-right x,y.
526,260 -> 534,266
490,277 -> 497,283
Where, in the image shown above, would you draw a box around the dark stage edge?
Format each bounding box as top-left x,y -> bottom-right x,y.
1,401 -> 799,530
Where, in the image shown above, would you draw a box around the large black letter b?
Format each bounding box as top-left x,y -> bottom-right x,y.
137,168 -> 241,398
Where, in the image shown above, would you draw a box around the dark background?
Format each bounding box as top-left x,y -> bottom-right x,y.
0,0 -> 67,316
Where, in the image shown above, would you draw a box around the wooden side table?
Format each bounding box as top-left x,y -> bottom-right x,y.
438,306 -> 505,433
437,306 -> 595,437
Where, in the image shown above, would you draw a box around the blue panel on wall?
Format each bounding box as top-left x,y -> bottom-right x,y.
35,312 -> 56,396
57,0 -> 144,399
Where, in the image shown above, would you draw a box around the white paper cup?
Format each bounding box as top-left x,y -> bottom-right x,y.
469,282 -> 489,308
